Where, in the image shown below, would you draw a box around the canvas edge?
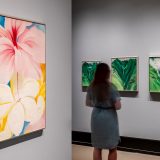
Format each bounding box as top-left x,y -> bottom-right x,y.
0,13 -> 45,25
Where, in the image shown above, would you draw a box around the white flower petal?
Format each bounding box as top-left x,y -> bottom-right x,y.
8,102 -> 24,136
37,96 -> 45,118
21,96 -> 44,125
0,103 -> 13,118
0,84 -> 14,103
21,97 -> 37,123
0,123 -> 12,141
20,78 -> 39,98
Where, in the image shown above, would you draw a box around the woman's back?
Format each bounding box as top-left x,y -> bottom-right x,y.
86,83 -> 120,109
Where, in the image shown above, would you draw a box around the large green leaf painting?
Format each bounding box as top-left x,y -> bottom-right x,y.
149,57 -> 160,92
111,58 -> 137,91
82,62 -> 100,88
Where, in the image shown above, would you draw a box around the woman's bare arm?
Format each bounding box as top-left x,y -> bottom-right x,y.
86,98 -> 92,106
114,100 -> 121,110
86,91 -> 93,107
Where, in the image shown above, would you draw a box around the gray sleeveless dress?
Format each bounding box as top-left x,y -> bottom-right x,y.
86,83 -> 121,149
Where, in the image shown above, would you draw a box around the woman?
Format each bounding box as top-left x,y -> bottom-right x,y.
86,63 -> 121,160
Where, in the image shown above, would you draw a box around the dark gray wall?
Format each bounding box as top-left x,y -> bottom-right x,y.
72,0 -> 160,140
0,0 -> 71,160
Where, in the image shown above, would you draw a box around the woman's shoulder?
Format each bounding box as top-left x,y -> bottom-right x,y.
110,83 -> 118,90
88,82 -> 115,90
110,83 -> 121,99
87,85 -> 93,93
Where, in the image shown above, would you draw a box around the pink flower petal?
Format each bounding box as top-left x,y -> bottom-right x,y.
0,38 -> 15,84
18,26 -> 45,63
15,48 -> 42,79
5,18 -> 31,40
0,26 -> 7,37
0,37 -> 14,52
0,26 -> 15,41
0,18 -> 45,81
0,56 -> 14,84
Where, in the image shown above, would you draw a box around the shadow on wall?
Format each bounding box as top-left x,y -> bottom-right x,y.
73,0 -> 160,11
119,91 -> 138,97
119,92 -> 160,101
150,93 -> 160,102
0,130 -> 43,149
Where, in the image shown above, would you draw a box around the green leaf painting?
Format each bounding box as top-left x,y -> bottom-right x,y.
111,57 -> 138,91
149,57 -> 160,92
82,61 -> 100,89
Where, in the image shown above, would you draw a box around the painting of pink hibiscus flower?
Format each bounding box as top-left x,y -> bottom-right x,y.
0,15 -> 46,142
0,17 -> 45,84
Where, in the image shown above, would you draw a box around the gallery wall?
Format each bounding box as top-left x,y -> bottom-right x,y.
0,0 -> 71,160
72,0 -> 160,140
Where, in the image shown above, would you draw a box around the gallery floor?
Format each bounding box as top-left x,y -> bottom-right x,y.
72,144 -> 160,160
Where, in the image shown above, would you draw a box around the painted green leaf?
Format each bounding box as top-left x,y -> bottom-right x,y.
149,62 -> 160,92
82,62 -> 100,87
111,58 -> 137,91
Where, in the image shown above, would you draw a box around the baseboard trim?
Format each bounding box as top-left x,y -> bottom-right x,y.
72,131 -> 160,156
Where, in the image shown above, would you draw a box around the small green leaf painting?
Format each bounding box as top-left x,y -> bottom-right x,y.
149,57 -> 160,92
82,61 -> 100,91
111,57 -> 138,91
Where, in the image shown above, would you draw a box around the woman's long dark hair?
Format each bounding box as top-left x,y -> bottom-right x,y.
90,63 -> 111,101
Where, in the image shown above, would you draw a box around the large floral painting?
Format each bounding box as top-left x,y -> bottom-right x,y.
0,15 -> 45,141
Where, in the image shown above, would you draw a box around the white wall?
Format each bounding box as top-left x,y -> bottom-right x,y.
0,0 -> 71,160
72,0 -> 160,140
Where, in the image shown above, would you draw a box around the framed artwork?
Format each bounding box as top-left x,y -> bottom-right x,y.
0,15 -> 46,142
111,57 -> 138,91
82,61 -> 100,92
149,57 -> 160,92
